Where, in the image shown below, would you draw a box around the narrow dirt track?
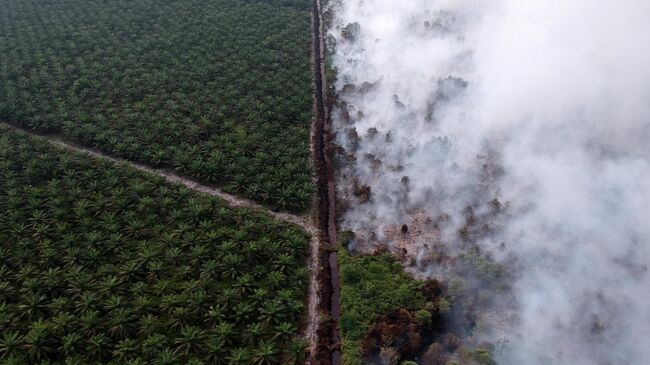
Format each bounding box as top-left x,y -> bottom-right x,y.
0,122 -> 316,234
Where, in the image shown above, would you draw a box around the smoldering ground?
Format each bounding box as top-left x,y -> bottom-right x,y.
328,0 -> 650,364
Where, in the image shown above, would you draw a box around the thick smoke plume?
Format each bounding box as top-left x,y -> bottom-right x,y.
328,0 -> 650,364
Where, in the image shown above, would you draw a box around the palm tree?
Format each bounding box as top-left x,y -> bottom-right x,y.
141,333 -> 167,359
189,244 -> 209,268
252,340 -> 279,365
104,294 -> 126,312
272,253 -> 295,274
43,267 -> 64,296
65,267 -> 92,297
219,254 -> 244,279
287,338 -> 308,365
137,245 -> 161,266
215,241 -> 237,259
119,260 -> 143,282
276,289 -> 294,304
23,320 -> 54,362
132,295 -> 154,315
74,291 -> 99,313
0,280 -> 16,304
153,348 -> 180,365
274,322 -> 296,343
226,348 -> 249,365
51,312 -> 75,336
60,332 -> 84,357
0,330 -> 22,359
199,260 -> 219,281
168,306 -> 191,332
233,274 -> 254,295
186,358 -> 206,365
204,338 -> 228,365
204,305 -> 227,327
292,267 -> 309,288
242,241 -> 262,262
122,358 -> 147,365
218,288 -> 240,307
0,354 -> 26,365
79,310 -> 102,336
113,338 -> 138,361
287,300 -> 304,321
63,354 -> 89,365
265,271 -> 286,290
17,292 -> 47,321
146,260 -> 165,282
173,325 -> 205,356
243,322 -> 266,345
212,322 -> 236,347
233,302 -> 254,324
138,314 -> 160,337
85,247 -> 103,267
258,300 -> 284,325
86,333 -> 111,361
250,288 -> 269,307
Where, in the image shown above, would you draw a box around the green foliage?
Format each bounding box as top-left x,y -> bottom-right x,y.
414,309 -> 432,327
467,348 -> 496,365
461,247 -> 503,282
338,251 -> 426,340
341,336 -> 364,365
338,245 -> 426,363
0,127 -> 310,363
0,0 -> 313,211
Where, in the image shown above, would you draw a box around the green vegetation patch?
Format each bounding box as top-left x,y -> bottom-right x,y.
338,242 -> 427,365
0,0 -> 313,211
0,126 -> 310,364
337,231 -> 502,365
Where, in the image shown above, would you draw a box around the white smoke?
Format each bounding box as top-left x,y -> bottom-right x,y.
328,0 -> 650,364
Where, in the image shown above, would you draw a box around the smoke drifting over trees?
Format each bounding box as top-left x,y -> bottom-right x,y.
328,0 -> 650,364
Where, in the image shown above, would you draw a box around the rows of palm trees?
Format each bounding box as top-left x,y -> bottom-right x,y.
0,0 -> 314,211
0,127 -> 310,364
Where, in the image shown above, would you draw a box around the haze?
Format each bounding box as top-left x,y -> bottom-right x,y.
329,0 -> 650,363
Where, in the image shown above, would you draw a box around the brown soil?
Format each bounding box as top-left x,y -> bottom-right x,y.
361,309 -> 423,360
